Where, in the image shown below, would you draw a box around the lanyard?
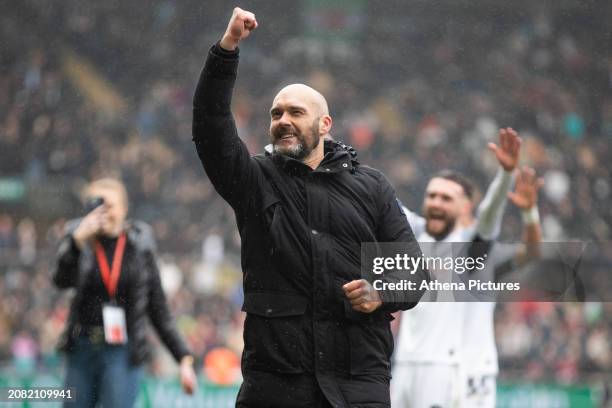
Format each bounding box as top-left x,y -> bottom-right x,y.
94,233 -> 127,299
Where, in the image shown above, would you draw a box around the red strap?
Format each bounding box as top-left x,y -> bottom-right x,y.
94,233 -> 127,299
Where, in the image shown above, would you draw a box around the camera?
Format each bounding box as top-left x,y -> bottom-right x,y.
84,196 -> 104,213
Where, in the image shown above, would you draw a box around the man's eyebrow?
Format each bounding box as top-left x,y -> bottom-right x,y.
270,103 -> 309,113
289,104 -> 307,110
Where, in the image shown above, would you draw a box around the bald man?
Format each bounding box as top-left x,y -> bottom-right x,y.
269,83 -> 331,168
192,7 -> 428,408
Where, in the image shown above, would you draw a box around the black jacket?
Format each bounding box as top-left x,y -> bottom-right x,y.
193,44 -> 427,407
52,220 -> 190,366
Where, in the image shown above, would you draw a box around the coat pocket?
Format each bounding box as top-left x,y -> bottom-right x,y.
262,192 -> 282,255
241,292 -> 308,374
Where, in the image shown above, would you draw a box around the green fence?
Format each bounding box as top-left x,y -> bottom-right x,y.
136,378 -> 239,408
497,382 -> 599,408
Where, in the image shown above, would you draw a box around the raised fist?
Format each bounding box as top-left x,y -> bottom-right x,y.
220,7 -> 258,51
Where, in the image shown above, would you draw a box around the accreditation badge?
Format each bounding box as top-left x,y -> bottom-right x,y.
102,304 -> 128,344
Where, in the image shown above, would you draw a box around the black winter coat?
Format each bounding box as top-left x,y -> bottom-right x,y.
193,44 -> 427,407
52,220 -> 190,366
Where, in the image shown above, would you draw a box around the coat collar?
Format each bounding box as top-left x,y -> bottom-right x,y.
264,139 -> 359,174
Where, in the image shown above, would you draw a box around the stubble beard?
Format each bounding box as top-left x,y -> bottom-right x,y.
272,118 -> 321,161
425,216 -> 457,241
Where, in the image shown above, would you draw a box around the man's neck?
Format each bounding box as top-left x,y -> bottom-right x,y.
302,143 -> 325,170
303,154 -> 324,170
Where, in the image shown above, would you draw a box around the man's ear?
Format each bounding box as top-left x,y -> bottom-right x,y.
319,115 -> 332,136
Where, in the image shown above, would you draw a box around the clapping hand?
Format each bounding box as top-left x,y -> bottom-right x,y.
488,128 -> 522,172
508,166 -> 544,210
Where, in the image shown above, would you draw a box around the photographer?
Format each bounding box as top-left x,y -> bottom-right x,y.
52,178 -> 196,407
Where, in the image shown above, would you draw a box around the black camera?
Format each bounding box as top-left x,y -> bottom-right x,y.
84,196 -> 104,214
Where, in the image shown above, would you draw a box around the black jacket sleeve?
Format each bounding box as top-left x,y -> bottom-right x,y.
145,248 -> 191,362
52,220 -> 83,289
192,43 -> 260,211
375,174 -> 429,312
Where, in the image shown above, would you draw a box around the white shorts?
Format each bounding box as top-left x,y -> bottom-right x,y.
391,362 -> 461,408
460,371 -> 496,408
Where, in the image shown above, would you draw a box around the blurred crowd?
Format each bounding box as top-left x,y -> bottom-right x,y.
1,0 -> 610,386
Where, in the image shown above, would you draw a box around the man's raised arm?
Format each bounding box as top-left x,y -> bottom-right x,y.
192,8 -> 259,209
474,127 -> 522,240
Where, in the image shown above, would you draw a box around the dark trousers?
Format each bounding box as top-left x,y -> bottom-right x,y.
63,335 -> 142,408
236,371 -> 333,408
236,370 -> 391,407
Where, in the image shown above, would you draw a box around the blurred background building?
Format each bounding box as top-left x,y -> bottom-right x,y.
1,0 -> 611,406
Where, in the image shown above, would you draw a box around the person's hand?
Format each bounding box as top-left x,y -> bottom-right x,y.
343,279 -> 382,313
179,356 -> 197,395
72,206 -> 105,249
507,166 -> 544,210
220,7 -> 258,51
488,127 -> 522,172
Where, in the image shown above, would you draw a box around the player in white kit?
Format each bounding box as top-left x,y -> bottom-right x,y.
391,128 -> 521,408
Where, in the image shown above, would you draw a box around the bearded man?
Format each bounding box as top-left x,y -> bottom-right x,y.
191,7 -> 428,408
391,128 -> 522,408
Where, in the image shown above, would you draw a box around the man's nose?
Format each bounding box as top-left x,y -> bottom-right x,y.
278,111 -> 292,126
427,198 -> 444,210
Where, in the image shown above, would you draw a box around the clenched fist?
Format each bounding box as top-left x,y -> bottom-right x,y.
220,7 -> 258,51
343,279 -> 382,313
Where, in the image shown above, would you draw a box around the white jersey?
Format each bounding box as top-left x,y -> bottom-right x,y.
392,170 -> 513,408
394,209 -> 475,364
